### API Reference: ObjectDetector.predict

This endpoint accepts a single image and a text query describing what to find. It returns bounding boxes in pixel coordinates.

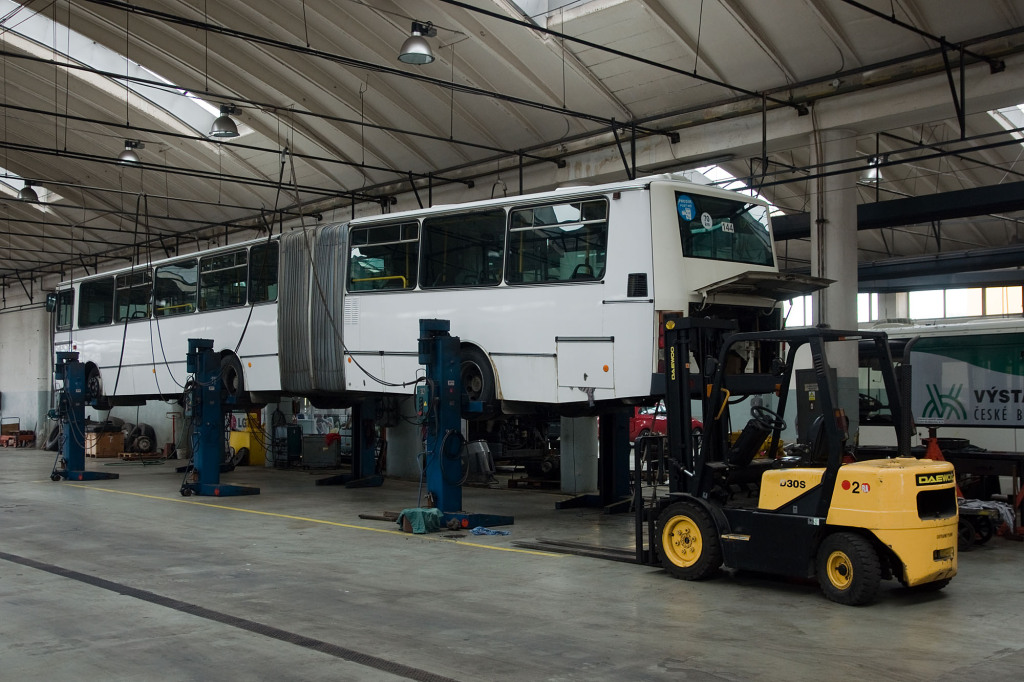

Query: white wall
[0,306,52,438]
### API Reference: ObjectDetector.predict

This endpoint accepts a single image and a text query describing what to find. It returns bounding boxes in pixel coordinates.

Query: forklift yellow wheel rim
[662,515,702,568]
[825,550,854,590]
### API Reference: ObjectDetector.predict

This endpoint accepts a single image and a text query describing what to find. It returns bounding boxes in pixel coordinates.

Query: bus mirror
[45,292,57,312]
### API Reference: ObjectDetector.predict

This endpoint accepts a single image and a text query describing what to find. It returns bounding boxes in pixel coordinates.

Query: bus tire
[460,346,495,404]
[85,365,102,402]
[220,354,245,403]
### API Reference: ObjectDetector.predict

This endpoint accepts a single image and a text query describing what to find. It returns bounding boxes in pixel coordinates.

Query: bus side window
[55,290,74,331]
[154,259,198,317]
[200,250,247,311]
[78,277,114,327]
[348,222,418,292]
[508,199,608,284]
[115,271,153,322]
[421,209,504,288]
[249,242,279,303]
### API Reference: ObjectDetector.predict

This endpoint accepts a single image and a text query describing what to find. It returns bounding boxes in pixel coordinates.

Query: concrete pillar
[560,416,598,494]
[878,292,910,322]
[385,396,424,480]
[809,127,860,441]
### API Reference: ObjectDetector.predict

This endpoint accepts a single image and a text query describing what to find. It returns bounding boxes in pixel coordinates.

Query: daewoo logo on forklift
[644,316,958,606]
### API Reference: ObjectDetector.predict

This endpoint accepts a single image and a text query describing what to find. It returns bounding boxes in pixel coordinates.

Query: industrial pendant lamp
[118,139,144,164]
[19,180,39,202]
[398,21,437,64]
[861,154,886,183]
[209,104,240,138]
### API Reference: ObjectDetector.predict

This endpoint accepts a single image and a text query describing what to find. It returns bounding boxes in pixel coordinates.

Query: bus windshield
[675,191,773,267]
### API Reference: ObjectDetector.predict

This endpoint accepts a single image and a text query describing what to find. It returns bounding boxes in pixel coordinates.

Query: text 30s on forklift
[648,317,957,605]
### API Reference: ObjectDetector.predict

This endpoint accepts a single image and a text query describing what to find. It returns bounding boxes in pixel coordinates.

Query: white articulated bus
[51,175,816,413]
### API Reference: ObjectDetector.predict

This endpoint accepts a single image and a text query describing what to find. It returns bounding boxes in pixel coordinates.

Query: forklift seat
[726,418,770,468]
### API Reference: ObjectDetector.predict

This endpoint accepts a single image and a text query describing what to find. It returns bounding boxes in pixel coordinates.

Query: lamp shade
[399,32,435,64]
[209,105,240,138]
[19,182,39,202]
[118,140,142,164]
[118,148,140,164]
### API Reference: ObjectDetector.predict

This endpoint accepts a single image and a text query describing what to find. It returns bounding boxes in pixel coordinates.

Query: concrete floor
[2,448,1022,682]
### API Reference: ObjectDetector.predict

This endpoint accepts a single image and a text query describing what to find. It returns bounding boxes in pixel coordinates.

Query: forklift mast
[662,316,908,514]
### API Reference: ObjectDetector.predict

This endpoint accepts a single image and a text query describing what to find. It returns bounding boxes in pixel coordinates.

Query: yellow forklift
[649,317,958,605]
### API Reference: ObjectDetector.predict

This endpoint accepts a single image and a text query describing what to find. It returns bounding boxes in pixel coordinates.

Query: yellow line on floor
[67,484,562,558]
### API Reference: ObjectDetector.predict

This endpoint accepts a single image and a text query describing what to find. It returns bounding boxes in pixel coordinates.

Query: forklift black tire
[180,487,192,497]
[957,518,975,551]
[50,473,61,482]
[657,501,722,580]
[816,532,881,605]
[910,578,951,593]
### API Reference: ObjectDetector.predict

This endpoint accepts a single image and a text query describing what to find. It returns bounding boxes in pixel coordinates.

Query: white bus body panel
[341,187,657,403]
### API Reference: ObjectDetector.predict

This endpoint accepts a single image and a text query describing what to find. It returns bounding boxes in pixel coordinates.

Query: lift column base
[180,483,260,497]
[315,473,384,488]
[442,512,514,530]
[58,470,120,482]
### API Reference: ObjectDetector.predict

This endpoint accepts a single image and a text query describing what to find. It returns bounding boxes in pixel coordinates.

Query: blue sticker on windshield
[677,195,696,221]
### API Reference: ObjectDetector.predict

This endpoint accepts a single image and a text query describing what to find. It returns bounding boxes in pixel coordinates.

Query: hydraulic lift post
[419,319,512,528]
[50,351,120,482]
[179,339,259,497]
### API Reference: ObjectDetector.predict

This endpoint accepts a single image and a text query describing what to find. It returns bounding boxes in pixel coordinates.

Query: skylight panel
[989,104,1024,142]
[693,165,784,216]
[0,0,246,138]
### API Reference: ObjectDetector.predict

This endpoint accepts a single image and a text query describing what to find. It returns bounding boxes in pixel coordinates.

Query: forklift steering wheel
[751,405,787,431]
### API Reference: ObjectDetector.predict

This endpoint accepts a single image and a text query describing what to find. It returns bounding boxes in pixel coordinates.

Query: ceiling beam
[857,243,1024,282]
[773,179,1024,239]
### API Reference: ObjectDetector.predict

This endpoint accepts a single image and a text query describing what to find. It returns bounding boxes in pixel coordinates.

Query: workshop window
[200,250,247,311]
[421,209,505,288]
[249,241,279,303]
[348,222,418,291]
[507,199,608,283]
[78,278,114,328]
[154,260,197,317]
[114,271,153,322]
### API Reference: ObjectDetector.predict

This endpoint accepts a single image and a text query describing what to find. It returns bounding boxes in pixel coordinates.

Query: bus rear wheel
[220,354,245,403]
[460,347,494,403]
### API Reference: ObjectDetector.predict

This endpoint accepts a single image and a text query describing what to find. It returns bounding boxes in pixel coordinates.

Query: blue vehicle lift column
[179,339,259,497]
[418,319,512,529]
[49,351,120,482]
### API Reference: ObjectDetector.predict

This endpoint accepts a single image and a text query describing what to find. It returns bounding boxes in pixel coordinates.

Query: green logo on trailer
[921,383,966,420]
